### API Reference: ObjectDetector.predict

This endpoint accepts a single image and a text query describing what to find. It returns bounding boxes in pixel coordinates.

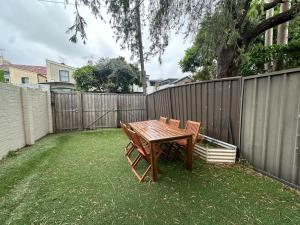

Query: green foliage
[240,17,300,76]
[179,13,222,81]
[73,57,140,93]
[240,40,300,76]
[67,1,146,60]
[73,65,94,91]
[181,6,300,78]
[0,70,5,83]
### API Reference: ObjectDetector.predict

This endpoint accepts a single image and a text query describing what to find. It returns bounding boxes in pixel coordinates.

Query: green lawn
[0,129,299,225]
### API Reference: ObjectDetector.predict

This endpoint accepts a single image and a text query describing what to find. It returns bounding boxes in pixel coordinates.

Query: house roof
[172,76,193,84]
[46,59,75,70]
[0,64,47,76]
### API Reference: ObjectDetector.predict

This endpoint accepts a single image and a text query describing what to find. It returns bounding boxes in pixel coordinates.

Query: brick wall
[0,83,53,159]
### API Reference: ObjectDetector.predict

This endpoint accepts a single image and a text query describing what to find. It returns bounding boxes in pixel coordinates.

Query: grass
[0,129,299,225]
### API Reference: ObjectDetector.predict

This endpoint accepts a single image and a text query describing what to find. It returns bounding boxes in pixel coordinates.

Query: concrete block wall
[0,83,53,159]
[31,89,51,140]
[0,84,26,158]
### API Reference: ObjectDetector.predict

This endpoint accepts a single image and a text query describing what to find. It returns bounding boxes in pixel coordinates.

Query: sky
[0,0,193,80]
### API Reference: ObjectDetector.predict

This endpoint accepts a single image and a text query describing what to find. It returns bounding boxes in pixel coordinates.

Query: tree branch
[264,0,286,11]
[236,0,252,29]
[243,3,300,44]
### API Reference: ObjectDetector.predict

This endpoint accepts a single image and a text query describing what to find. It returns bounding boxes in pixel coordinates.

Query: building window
[4,71,10,83]
[59,70,69,82]
[21,77,29,84]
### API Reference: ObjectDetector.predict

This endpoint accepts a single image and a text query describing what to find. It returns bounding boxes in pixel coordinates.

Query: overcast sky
[0,0,193,80]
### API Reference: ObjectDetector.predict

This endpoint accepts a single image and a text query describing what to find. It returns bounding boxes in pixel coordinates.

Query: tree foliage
[67,0,147,93]
[67,0,145,58]
[149,0,300,77]
[180,1,300,80]
[68,1,300,78]
[73,57,140,93]
[0,70,5,83]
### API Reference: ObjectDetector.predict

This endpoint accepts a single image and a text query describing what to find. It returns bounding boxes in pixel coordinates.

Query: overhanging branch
[264,0,286,11]
[243,3,300,44]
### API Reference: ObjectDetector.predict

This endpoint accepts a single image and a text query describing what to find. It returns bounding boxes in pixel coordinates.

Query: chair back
[159,116,168,123]
[185,120,201,144]
[168,119,180,128]
[127,129,147,156]
[120,121,132,141]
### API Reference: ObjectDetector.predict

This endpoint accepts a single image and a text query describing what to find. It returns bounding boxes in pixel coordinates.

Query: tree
[264,0,275,71]
[240,16,300,76]
[179,15,220,80]
[66,0,147,94]
[0,70,5,83]
[67,1,300,78]
[277,0,291,44]
[73,65,94,91]
[73,57,140,93]
[181,4,300,79]
[148,0,300,78]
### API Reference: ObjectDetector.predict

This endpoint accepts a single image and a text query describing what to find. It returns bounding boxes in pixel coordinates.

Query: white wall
[0,83,53,159]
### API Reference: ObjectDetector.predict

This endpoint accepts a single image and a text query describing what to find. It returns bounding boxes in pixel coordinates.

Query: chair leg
[125,142,134,156]
[127,153,141,166]
[130,154,153,182]
[139,165,152,182]
[131,154,142,167]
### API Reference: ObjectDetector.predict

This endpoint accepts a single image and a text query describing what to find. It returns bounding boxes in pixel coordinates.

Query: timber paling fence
[52,93,146,131]
[51,68,300,188]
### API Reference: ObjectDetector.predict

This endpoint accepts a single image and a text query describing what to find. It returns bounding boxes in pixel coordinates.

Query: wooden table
[129,120,193,181]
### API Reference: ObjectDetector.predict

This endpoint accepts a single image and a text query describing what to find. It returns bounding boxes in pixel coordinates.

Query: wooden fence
[147,77,242,146]
[52,92,146,131]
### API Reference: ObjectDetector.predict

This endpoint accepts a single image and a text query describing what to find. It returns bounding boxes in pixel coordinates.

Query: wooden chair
[159,116,168,123]
[127,129,162,182]
[173,120,201,159]
[120,121,135,160]
[168,119,180,128]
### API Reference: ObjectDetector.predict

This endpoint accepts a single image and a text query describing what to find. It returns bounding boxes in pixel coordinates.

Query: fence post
[168,88,173,118]
[21,87,35,145]
[116,94,120,127]
[153,93,157,119]
[145,94,148,120]
[77,92,83,130]
[46,89,53,134]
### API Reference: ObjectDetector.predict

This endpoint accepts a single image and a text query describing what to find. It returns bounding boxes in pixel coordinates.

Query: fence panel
[147,94,156,119]
[240,69,300,187]
[53,92,79,131]
[82,93,117,129]
[118,94,146,124]
[53,92,146,130]
[147,89,172,120]
[147,78,241,145]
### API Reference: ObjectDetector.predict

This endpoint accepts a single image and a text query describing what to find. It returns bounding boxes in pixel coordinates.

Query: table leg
[150,142,158,181]
[186,136,192,170]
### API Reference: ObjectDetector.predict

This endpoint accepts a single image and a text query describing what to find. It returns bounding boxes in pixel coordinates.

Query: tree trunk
[217,46,239,78]
[275,1,291,70]
[277,1,291,44]
[264,0,274,71]
[264,0,274,46]
[135,0,147,94]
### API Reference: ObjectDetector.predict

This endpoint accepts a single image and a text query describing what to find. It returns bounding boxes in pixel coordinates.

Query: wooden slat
[129,120,193,142]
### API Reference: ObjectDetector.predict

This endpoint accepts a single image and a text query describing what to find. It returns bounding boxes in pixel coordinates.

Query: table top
[129,120,193,142]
